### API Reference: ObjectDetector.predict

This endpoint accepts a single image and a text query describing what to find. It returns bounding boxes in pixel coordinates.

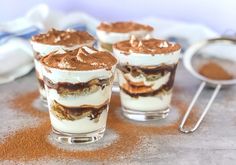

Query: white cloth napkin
[0,38,34,84]
[138,17,219,52]
[0,4,219,85]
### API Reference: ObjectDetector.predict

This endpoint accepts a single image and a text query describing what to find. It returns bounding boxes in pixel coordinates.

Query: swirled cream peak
[113,38,181,55]
[31,29,95,46]
[97,21,153,33]
[41,47,117,71]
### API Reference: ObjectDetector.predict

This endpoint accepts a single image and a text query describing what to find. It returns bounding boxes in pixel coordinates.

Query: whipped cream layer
[47,84,112,107]
[97,30,153,44]
[96,21,153,44]
[42,64,115,83]
[120,90,172,111]
[31,41,94,56]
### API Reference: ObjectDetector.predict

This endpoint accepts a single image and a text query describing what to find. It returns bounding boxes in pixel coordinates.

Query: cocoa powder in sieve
[199,62,233,80]
[0,89,197,162]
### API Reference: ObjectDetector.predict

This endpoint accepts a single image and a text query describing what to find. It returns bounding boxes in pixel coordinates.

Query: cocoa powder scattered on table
[199,62,233,80]
[0,89,198,162]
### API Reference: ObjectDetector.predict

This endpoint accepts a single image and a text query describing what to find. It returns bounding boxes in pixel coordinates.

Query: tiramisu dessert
[96,21,154,52]
[40,46,117,144]
[113,37,181,121]
[97,21,153,90]
[31,29,95,105]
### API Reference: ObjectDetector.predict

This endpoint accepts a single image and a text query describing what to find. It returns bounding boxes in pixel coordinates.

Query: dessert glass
[96,21,153,52]
[31,29,94,106]
[113,38,181,121]
[41,47,117,144]
[96,22,154,91]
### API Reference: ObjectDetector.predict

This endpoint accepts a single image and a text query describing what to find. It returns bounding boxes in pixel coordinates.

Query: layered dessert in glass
[113,38,181,121]
[40,46,117,144]
[96,21,153,91]
[96,21,153,52]
[31,29,95,105]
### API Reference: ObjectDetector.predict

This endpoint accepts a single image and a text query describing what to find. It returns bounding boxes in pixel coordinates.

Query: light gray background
[0,0,235,33]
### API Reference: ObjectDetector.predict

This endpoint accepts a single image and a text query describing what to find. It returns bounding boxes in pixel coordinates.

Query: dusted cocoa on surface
[0,89,198,162]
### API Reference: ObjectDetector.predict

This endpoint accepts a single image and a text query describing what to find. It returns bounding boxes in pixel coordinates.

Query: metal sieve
[179,37,236,133]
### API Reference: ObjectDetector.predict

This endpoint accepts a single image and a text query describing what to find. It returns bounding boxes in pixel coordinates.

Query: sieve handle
[179,81,221,133]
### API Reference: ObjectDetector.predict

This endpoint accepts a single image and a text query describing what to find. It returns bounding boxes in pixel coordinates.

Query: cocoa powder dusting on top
[41,47,117,71]
[0,89,197,162]
[199,62,233,80]
[113,38,181,55]
[31,29,94,46]
[97,21,153,33]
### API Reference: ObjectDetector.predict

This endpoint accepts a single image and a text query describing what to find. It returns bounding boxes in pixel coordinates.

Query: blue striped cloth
[0,26,40,45]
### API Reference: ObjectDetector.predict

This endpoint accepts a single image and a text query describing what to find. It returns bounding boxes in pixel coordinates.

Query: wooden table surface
[1,62,236,165]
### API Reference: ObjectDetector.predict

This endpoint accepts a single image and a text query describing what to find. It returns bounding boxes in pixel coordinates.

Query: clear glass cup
[113,40,181,121]
[41,56,117,144]
[30,40,94,107]
[96,22,154,92]
[96,22,153,53]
